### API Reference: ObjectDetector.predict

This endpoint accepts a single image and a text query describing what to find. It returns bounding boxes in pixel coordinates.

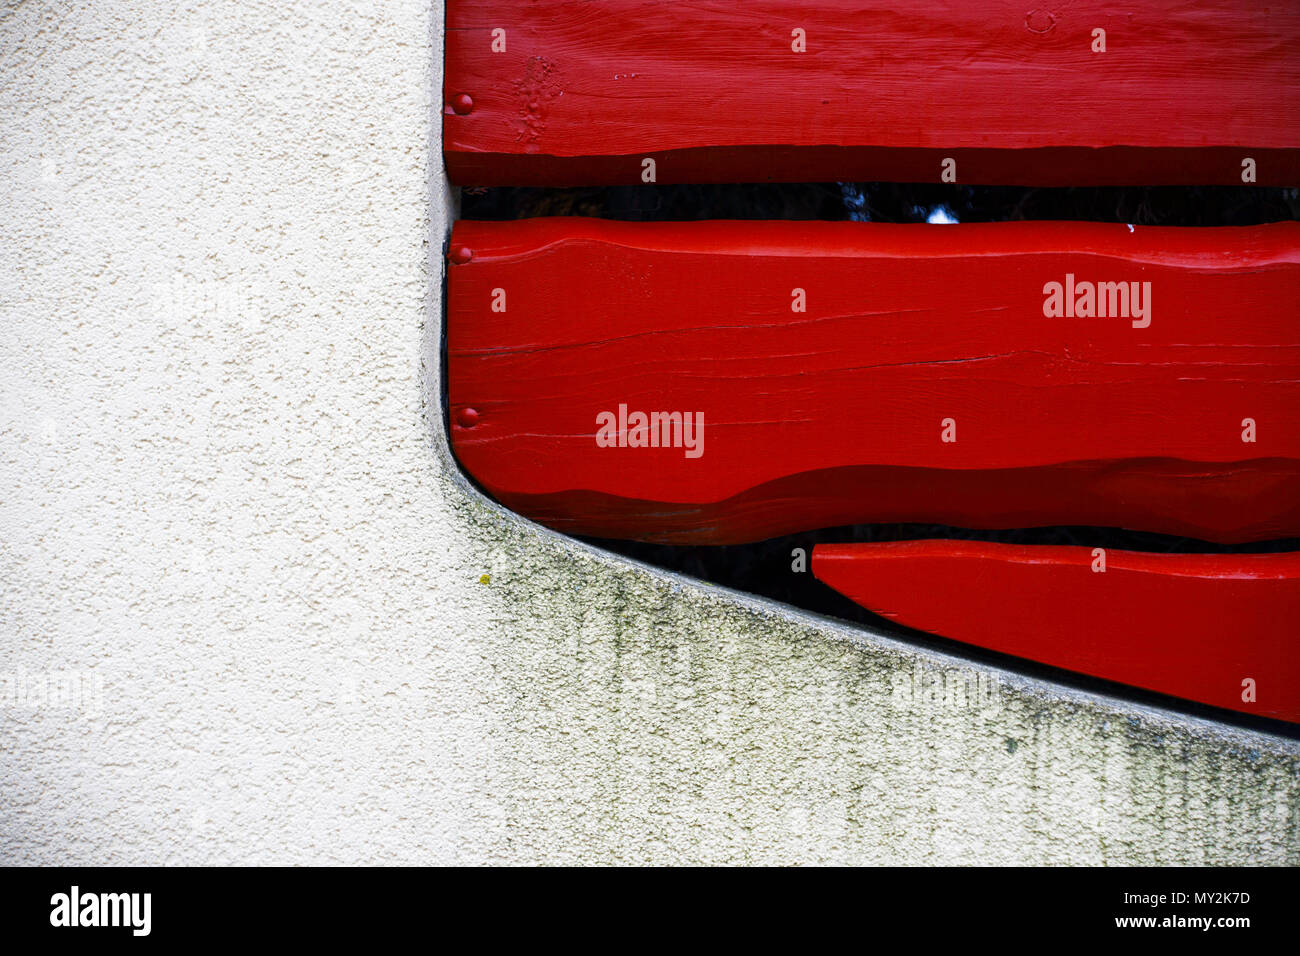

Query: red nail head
[451,93,474,115]
[455,407,480,428]
[450,245,473,264]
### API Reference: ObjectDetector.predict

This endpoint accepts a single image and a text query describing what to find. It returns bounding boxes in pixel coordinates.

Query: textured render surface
[0,0,1297,865]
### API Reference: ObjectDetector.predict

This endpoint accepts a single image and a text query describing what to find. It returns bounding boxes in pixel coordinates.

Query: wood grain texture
[444,0,1300,186]
[812,541,1300,722]
[446,218,1300,544]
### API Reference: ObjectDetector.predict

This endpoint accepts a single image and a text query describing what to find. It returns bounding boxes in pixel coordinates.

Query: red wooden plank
[444,0,1300,186]
[446,218,1300,545]
[811,541,1300,722]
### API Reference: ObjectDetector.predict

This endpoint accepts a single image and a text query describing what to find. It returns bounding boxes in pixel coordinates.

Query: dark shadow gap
[462,182,1300,226]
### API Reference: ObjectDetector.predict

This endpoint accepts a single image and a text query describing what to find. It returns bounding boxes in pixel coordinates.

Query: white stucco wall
[1,0,1296,865]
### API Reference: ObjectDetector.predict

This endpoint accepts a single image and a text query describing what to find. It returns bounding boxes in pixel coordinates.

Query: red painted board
[811,541,1300,723]
[444,0,1300,186]
[446,218,1300,545]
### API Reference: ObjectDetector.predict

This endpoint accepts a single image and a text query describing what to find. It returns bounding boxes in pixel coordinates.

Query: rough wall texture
[0,0,1296,865]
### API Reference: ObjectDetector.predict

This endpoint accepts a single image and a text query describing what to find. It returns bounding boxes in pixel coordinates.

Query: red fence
[443,1,1300,723]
